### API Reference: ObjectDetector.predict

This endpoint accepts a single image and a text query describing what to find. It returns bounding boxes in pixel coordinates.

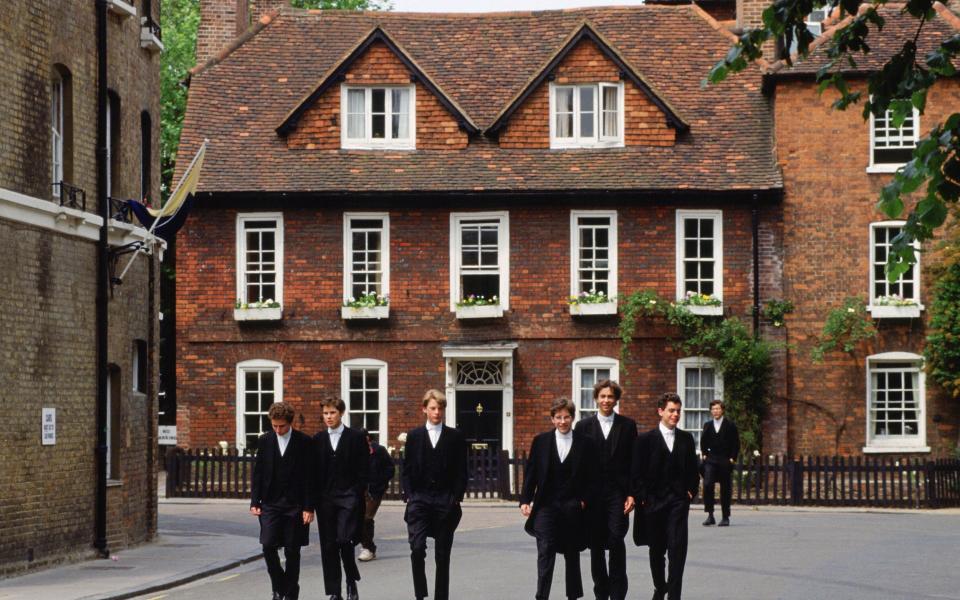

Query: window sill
[863,445,930,454]
[869,304,922,319]
[107,479,123,488]
[233,307,282,321]
[683,304,723,316]
[107,0,136,18]
[569,302,617,316]
[866,164,904,174]
[455,305,504,319]
[342,142,415,151]
[550,140,624,150]
[342,306,389,320]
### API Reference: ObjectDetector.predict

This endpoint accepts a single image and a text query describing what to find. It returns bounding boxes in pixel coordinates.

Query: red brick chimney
[196,0,250,65]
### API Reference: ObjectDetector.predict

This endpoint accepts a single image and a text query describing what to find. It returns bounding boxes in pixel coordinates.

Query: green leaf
[916,197,949,227]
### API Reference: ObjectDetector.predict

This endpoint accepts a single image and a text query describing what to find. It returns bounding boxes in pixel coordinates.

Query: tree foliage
[708,0,960,281]
[618,291,774,455]
[926,210,960,398]
[159,0,389,203]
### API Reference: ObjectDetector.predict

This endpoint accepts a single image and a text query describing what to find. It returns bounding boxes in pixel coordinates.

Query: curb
[82,552,264,600]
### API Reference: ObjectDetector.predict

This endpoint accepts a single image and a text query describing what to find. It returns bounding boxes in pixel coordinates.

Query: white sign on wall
[158,425,177,445]
[42,408,56,445]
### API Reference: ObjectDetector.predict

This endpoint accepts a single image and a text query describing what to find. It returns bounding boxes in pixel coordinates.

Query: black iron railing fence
[164,448,960,508]
[53,181,86,211]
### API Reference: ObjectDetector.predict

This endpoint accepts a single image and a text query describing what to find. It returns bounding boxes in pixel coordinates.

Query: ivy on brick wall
[926,212,960,399]
[618,290,774,455]
[810,296,877,362]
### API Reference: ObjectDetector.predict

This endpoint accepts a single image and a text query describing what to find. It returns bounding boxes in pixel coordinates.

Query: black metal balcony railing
[109,197,132,223]
[53,181,86,212]
[141,15,161,41]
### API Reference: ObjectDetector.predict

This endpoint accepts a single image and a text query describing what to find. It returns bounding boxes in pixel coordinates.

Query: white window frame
[868,221,922,317]
[343,212,390,303]
[864,352,929,453]
[868,105,920,173]
[449,211,510,311]
[676,210,724,306]
[340,358,388,444]
[677,356,723,449]
[549,82,625,149]
[236,213,284,306]
[51,74,64,197]
[571,356,620,422]
[341,85,416,150]
[570,210,618,304]
[235,359,283,451]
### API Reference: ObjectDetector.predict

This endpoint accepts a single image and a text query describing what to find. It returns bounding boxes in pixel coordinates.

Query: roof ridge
[188,9,280,82]
[933,1,960,30]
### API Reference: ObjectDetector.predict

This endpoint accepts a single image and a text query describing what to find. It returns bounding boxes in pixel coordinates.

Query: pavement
[0,498,957,600]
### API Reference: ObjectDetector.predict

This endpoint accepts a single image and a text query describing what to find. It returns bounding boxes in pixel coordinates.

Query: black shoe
[272,593,281,600]
[702,514,716,526]
[652,590,666,600]
[328,596,343,600]
[718,517,730,527]
[346,580,359,600]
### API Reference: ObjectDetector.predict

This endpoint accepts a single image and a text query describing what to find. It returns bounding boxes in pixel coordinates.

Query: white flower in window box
[869,295,922,319]
[678,291,723,316]
[455,295,504,319]
[568,289,617,316]
[233,298,282,321]
[342,292,390,320]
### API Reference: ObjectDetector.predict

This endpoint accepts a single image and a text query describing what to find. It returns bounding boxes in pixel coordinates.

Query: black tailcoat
[631,427,699,546]
[313,425,369,544]
[250,428,315,548]
[700,418,740,464]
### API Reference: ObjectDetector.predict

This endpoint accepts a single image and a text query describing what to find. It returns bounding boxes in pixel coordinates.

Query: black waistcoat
[544,442,576,503]
[423,442,447,491]
[266,442,294,504]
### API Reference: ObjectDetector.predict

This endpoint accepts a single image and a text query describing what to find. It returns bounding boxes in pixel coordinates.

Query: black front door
[455,390,503,452]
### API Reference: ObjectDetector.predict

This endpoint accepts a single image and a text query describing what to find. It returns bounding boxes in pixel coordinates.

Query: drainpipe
[751,195,761,338]
[95,0,109,558]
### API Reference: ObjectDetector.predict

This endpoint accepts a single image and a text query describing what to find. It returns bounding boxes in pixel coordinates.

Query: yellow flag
[147,140,207,218]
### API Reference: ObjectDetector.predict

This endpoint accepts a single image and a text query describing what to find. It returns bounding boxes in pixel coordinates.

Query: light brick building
[173,0,959,459]
[0,0,163,574]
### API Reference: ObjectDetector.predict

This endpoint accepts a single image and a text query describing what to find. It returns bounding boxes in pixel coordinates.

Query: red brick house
[173,0,959,458]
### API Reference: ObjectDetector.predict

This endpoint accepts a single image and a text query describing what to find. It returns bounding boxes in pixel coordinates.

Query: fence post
[788,458,804,505]
[164,447,178,498]
[924,460,937,509]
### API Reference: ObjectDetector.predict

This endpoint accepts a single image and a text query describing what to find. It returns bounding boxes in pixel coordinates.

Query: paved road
[133,504,960,600]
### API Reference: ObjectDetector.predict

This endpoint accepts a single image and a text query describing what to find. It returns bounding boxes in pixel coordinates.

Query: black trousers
[318,491,362,596]
[588,490,628,600]
[263,546,301,599]
[405,492,462,600]
[703,461,733,518]
[533,501,584,600]
[360,493,383,552]
[645,497,689,600]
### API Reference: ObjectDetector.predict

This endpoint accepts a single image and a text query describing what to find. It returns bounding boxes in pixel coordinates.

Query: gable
[285,40,469,151]
[499,38,677,149]
[277,28,478,140]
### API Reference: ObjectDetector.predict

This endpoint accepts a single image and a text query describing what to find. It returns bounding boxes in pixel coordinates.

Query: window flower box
[234,299,281,321]
[456,304,504,319]
[685,304,724,316]
[569,301,617,316]
[869,304,921,319]
[342,305,389,320]
[234,307,282,321]
[107,0,136,18]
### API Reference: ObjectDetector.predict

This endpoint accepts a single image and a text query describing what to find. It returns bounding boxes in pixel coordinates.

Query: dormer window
[549,82,623,149]
[341,85,415,150]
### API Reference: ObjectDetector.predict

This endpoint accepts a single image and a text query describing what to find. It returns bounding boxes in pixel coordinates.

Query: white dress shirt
[713,416,724,433]
[659,422,676,452]
[328,423,345,451]
[555,429,573,462]
[426,421,443,448]
[598,412,615,439]
[277,428,292,456]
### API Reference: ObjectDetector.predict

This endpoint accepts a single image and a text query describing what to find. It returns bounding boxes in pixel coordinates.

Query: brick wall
[0,0,160,574]
[499,38,676,149]
[197,0,248,66]
[286,41,469,151]
[775,78,960,456]
[176,199,774,453]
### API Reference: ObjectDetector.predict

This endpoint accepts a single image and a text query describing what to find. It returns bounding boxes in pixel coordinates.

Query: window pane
[462,274,499,298]
[392,88,410,139]
[347,89,365,139]
[602,86,618,137]
[372,114,385,138]
[371,89,385,113]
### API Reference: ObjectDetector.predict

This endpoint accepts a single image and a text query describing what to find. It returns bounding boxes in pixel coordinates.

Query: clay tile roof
[767,2,960,77]
[176,5,782,194]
